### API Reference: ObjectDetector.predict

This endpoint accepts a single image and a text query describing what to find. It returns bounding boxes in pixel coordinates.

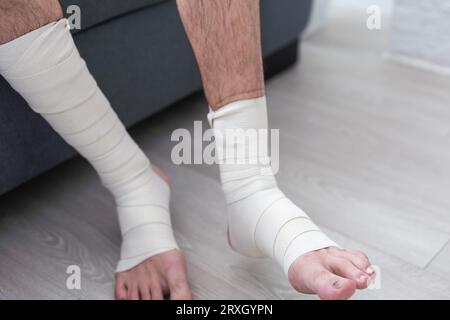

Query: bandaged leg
[208,96,338,274]
[0,19,178,272]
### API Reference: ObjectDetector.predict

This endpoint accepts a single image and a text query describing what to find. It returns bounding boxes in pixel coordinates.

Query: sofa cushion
[59,0,168,33]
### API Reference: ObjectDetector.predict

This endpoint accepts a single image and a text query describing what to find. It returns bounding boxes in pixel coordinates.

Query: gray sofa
[0,0,312,195]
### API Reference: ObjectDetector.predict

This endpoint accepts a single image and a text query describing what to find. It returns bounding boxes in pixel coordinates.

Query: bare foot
[115,249,191,300]
[115,165,192,300]
[287,247,374,300]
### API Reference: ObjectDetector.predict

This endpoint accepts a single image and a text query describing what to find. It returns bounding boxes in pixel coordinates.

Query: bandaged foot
[208,97,374,299]
[0,20,190,298]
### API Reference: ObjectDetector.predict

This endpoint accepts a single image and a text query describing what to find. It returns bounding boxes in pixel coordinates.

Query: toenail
[366,266,374,275]
[333,280,343,289]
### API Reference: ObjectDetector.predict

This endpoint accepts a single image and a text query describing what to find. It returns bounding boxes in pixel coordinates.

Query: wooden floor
[1,2,450,299]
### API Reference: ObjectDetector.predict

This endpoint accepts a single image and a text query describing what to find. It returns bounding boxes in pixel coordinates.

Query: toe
[327,256,370,289]
[169,278,192,300]
[139,284,151,300]
[333,248,371,272]
[128,284,140,300]
[313,269,356,300]
[167,272,192,300]
[149,272,164,300]
[165,258,192,300]
[114,276,128,300]
[151,282,164,300]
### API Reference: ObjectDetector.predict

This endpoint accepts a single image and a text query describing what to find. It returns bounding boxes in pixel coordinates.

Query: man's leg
[0,0,61,44]
[0,0,191,300]
[176,0,264,110]
[177,0,374,300]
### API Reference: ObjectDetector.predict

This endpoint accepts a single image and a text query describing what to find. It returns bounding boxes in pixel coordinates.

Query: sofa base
[264,39,299,79]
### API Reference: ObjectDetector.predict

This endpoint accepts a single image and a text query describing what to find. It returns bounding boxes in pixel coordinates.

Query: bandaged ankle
[208,96,337,274]
[0,19,178,272]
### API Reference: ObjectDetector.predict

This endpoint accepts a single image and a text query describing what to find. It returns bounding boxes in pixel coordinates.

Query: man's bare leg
[0,0,62,44]
[177,0,374,300]
[0,0,191,300]
[176,0,264,110]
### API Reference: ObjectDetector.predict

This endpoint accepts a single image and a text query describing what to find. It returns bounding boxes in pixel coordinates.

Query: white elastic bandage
[208,96,337,274]
[0,19,178,272]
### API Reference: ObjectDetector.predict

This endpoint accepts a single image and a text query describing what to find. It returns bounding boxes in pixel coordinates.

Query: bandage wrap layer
[0,19,178,272]
[208,97,338,274]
